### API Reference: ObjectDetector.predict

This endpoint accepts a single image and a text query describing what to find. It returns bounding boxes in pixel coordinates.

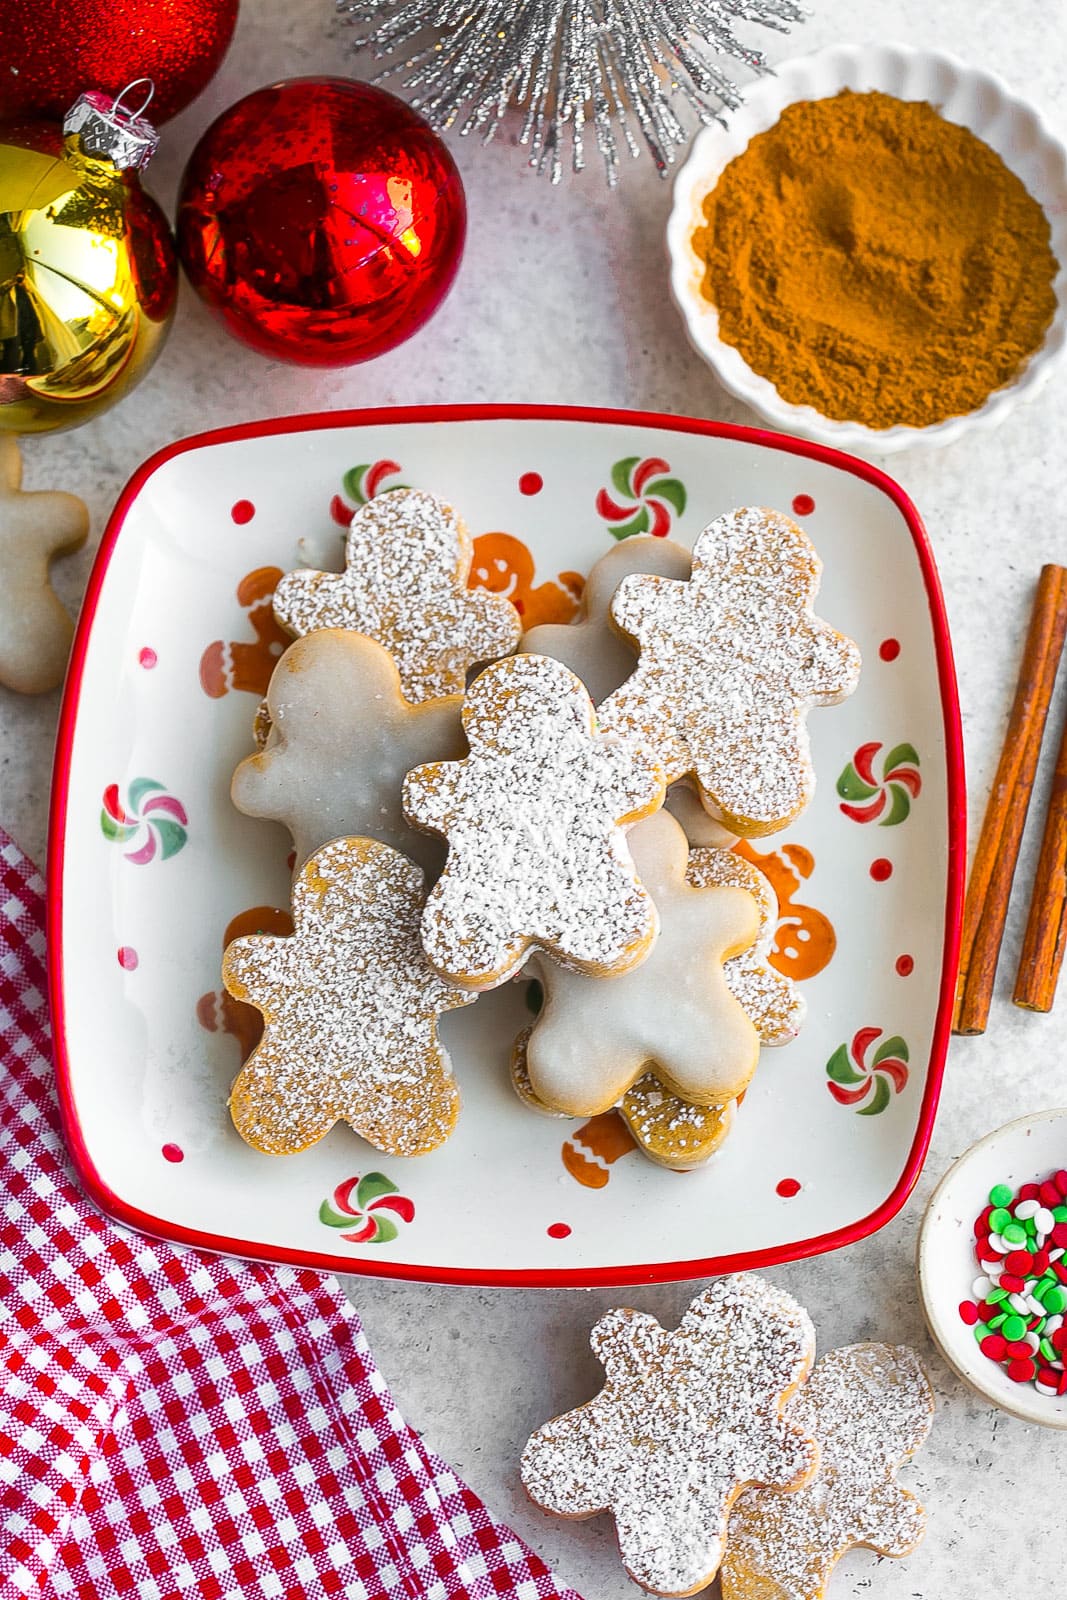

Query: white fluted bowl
[667,44,1067,455]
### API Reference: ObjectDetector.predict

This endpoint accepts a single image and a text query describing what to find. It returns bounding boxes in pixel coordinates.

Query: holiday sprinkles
[958,1171,1067,1396]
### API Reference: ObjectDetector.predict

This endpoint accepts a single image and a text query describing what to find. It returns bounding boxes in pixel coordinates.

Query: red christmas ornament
[176,78,467,368]
[0,0,237,126]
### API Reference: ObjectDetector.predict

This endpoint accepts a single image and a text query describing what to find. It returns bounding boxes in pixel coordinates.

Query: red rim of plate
[47,403,967,1288]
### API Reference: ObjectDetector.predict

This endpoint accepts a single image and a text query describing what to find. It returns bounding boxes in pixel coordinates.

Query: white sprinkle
[1015,1199,1041,1220]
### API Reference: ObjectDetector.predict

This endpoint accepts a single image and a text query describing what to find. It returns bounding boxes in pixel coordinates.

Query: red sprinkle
[1053,1262,1067,1285]
[1052,1223,1067,1248]
[976,1239,1001,1263]
[959,1300,979,1326]
[1033,1248,1051,1274]
[1005,1251,1034,1274]
[974,1206,993,1237]
[1051,1327,1067,1353]
[1059,1372,1067,1396]
[1040,1182,1062,1207]
[1018,1183,1042,1202]
[1008,1358,1037,1384]
[978,1300,999,1323]
[1055,1170,1067,1197]
[999,1273,1026,1294]
[980,1334,1007,1361]
[1005,1340,1034,1359]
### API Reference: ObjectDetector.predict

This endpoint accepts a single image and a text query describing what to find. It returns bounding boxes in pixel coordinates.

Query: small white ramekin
[918,1110,1067,1429]
[667,44,1067,455]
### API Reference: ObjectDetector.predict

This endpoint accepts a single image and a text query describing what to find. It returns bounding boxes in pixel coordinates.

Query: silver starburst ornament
[337,0,807,185]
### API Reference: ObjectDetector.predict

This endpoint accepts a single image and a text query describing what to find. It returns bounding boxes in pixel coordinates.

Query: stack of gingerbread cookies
[222,487,860,1167]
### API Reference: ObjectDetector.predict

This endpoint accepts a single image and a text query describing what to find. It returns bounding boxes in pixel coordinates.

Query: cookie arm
[520,1402,614,1518]
[402,760,461,836]
[855,1481,926,1557]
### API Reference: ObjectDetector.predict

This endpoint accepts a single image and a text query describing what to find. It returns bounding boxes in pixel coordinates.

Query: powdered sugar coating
[272,489,521,703]
[223,837,475,1156]
[521,1275,819,1597]
[521,535,692,707]
[722,1343,932,1600]
[403,654,666,989]
[231,630,464,878]
[521,810,760,1115]
[599,507,861,837]
[688,844,805,1046]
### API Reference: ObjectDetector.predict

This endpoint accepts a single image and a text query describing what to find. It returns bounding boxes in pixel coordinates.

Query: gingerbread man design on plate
[403,653,666,990]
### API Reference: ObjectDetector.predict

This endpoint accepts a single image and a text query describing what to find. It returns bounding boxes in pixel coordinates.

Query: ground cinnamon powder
[692,90,1059,429]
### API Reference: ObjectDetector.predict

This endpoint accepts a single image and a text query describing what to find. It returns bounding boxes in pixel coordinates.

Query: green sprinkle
[1002,1222,1028,1247]
[1003,1315,1027,1341]
[1045,1287,1067,1314]
[988,1288,1008,1304]
[1041,1337,1058,1361]
[990,1184,1014,1207]
[990,1208,1013,1232]
[1024,1217,1038,1234]
[1054,1206,1067,1224]
[975,1323,989,1344]
[990,1313,1008,1329]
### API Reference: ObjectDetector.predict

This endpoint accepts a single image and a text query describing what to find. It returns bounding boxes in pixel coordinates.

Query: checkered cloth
[0,829,582,1600]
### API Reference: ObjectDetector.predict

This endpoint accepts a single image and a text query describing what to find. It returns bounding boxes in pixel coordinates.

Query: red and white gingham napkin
[0,828,583,1600]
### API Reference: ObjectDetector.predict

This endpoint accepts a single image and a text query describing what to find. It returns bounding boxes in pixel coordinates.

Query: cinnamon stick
[953,564,1067,1035]
[1013,702,1067,1012]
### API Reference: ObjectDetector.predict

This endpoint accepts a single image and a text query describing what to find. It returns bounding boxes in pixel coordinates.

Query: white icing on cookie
[223,837,476,1156]
[523,809,760,1115]
[722,1343,933,1600]
[272,488,521,703]
[599,507,861,837]
[403,653,665,990]
[521,535,691,706]
[664,779,737,849]
[521,1274,819,1597]
[231,630,464,878]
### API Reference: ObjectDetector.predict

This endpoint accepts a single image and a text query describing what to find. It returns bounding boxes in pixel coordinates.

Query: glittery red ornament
[0,0,237,125]
[175,78,467,368]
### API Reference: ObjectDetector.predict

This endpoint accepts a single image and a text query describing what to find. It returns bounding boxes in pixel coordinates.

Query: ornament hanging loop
[64,80,160,171]
[111,78,156,124]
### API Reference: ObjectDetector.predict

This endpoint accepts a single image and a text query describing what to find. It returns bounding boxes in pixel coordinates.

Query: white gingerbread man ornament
[521,1274,819,1597]
[599,507,861,837]
[0,436,88,694]
[273,488,521,703]
[403,653,666,990]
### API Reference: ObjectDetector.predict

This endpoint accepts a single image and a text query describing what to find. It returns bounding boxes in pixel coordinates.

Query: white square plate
[50,406,964,1286]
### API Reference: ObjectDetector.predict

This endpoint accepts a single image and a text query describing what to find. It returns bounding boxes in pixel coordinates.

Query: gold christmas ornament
[0,82,177,434]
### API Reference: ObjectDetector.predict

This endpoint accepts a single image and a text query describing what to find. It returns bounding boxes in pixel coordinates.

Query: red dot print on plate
[519,472,544,496]
[870,858,893,882]
[138,647,157,669]
[776,1178,801,1198]
[791,494,815,517]
[896,954,914,977]
[547,1222,572,1239]
[879,638,901,662]
[117,946,138,970]
[231,499,255,525]
[161,1143,184,1163]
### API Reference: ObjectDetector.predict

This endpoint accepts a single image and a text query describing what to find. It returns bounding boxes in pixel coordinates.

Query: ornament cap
[64,81,160,171]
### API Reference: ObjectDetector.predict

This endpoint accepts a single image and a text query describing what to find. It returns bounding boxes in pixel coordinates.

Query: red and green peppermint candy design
[837,741,921,825]
[596,456,687,540]
[100,779,188,864]
[331,459,407,527]
[826,1027,909,1116]
[318,1172,414,1244]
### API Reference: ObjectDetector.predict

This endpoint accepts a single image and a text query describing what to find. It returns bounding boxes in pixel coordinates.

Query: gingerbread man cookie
[273,489,522,703]
[231,630,465,877]
[722,1343,933,1600]
[403,653,666,989]
[599,508,861,836]
[520,534,691,706]
[520,810,760,1116]
[223,837,476,1156]
[0,436,88,694]
[521,1275,819,1597]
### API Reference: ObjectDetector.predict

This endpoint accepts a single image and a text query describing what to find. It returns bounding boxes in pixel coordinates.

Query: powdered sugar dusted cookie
[0,436,88,694]
[722,1343,933,1600]
[231,630,464,877]
[521,535,691,707]
[521,810,760,1116]
[223,837,476,1156]
[273,489,521,703]
[403,653,666,990]
[599,507,861,837]
[521,1275,819,1597]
